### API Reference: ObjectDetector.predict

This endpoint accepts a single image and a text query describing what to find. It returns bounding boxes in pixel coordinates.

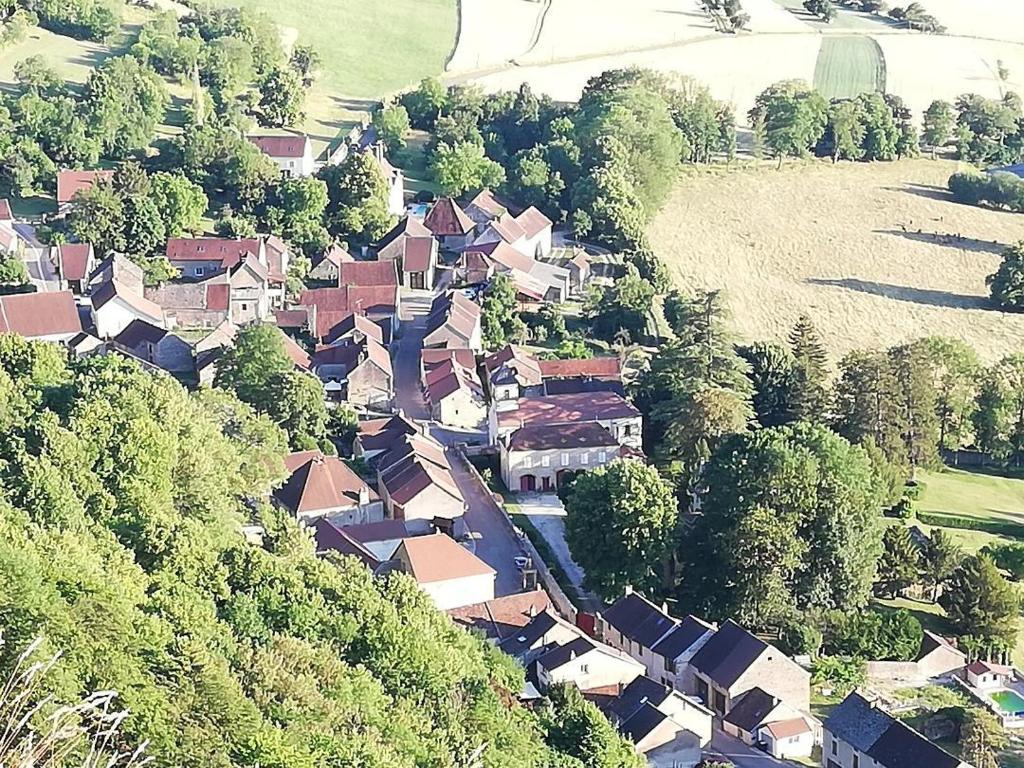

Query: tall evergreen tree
[940,554,1020,658]
[739,341,796,428]
[787,314,830,423]
[922,528,963,601]
[888,343,940,475]
[874,525,921,598]
[833,349,907,471]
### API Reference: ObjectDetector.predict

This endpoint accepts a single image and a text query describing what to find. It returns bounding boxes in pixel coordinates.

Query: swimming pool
[991,688,1024,715]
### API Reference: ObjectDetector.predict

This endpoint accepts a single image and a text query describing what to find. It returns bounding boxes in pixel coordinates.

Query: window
[561,452,569,466]
[598,451,607,462]
[831,739,837,756]
[665,659,676,674]
[541,455,550,467]
[696,679,709,705]
[580,453,589,465]
[523,456,532,469]
[852,755,859,768]
[712,689,727,715]
[195,267,205,277]
[623,424,632,436]
[579,664,589,673]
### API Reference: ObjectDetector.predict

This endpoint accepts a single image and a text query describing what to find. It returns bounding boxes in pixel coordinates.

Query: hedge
[918,511,1024,539]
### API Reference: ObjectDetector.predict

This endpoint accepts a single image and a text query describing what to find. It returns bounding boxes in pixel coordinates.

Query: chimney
[359,485,370,506]
[569,650,576,661]
[661,602,669,614]
[528,603,537,618]
[624,585,633,596]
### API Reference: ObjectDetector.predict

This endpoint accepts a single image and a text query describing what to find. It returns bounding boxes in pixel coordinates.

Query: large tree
[787,314,830,423]
[563,459,678,600]
[874,525,921,598]
[922,99,954,157]
[541,684,645,768]
[973,354,1024,464]
[739,341,795,428]
[748,80,828,165]
[480,273,523,349]
[988,241,1024,311]
[940,554,1020,657]
[318,152,395,245]
[82,55,169,158]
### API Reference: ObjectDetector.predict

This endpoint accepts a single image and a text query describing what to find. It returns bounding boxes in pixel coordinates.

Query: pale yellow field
[649,159,1024,362]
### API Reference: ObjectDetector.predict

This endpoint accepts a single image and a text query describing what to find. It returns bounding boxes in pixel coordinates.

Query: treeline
[0,335,641,768]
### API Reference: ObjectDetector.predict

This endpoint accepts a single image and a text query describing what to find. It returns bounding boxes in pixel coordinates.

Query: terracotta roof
[317,245,354,269]
[397,533,494,583]
[376,216,432,257]
[278,329,311,369]
[205,283,229,311]
[379,438,461,506]
[424,291,480,347]
[274,308,311,329]
[507,422,618,452]
[328,312,384,345]
[470,240,535,274]
[91,281,165,323]
[483,344,541,383]
[425,358,482,404]
[298,286,399,341]
[247,134,309,159]
[113,318,166,348]
[356,414,419,455]
[514,206,553,238]
[312,343,361,370]
[274,450,378,514]
[967,660,1009,675]
[422,347,477,374]
[447,589,551,640]
[488,213,526,243]
[538,356,621,380]
[0,199,11,221]
[165,237,261,266]
[343,519,409,543]
[56,170,114,204]
[764,718,811,740]
[364,336,393,377]
[466,188,509,218]
[88,254,143,293]
[311,517,381,566]
[338,260,398,287]
[56,243,93,282]
[497,392,640,429]
[403,237,435,273]
[424,198,474,237]
[0,290,82,338]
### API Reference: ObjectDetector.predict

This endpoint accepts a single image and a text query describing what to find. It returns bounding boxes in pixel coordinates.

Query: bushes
[948,171,1024,212]
[25,0,122,41]
[918,511,1024,538]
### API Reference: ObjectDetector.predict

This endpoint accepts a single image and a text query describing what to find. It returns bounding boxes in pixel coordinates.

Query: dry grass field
[649,159,1024,362]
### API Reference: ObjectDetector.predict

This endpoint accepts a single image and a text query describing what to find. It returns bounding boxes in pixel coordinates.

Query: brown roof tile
[338,260,398,287]
[497,392,640,429]
[274,450,378,514]
[397,533,494,583]
[247,134,309,158]
[57,243,93,282]
[424,198,474,236]
[56,170,114,204]
[0,290,82,338]
[538,356,621,380]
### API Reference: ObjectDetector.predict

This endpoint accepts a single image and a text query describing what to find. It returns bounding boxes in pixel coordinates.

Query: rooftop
[274,451,378,514]
[497,392,640,430]
[247,134,309,159]
[424,197,474,237]
[338,260,399,288]
[689,619,769,689]
[397,533,494,584]
[507,422,618,452]
[56,170,114,204]
[0,290,82,338]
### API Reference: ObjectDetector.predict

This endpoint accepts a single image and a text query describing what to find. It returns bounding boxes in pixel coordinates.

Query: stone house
[499,422,624,493]
[422,291,482,351]
[490,391,643,451]
[54,243,95,294]
[308,245,353,283]
[298,285,400,344]
[87,254,144,295]
[91,280,167,339]
[915,631,967,678]
[165,236,288,307]
[394,533,495,611]
[146,255,272,329]
[0,291,82,342]
[535,635,645,695]
[247,134,315,177]
[111,319,193,373]
[499,608,589,665]
[376,433,465,534]
[424,197,475,250]
[274,450,384,527]
[311,337,393,409]
[353,414,420,462]
[722,687,816,760]
[424,357,487,430]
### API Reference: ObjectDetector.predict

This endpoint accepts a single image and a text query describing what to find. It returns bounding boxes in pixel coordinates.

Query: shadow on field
[885,183,954,202]
[806,277,995,310]
[875,229,1007,255]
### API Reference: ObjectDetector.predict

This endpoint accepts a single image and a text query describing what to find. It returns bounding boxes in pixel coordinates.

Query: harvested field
[648,159,1024,363]
[924,0,1024,45]
[813,36,885,99]
[446,0,543,73]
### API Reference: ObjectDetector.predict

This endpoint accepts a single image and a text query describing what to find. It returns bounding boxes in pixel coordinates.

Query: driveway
[706,731,803,768]
[447,449,528,598]
[511,493,601,612]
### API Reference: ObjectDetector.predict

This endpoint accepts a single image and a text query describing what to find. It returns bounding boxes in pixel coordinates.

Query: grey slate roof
[610,675,674,723]
[723,687,778,732]
[650,615,714,660]
[497,610,559,658]
[619,701,670,743]
[536,636,594,670]
[602,592,678,650]
[689,619,767,688]
[824,692,895,753]
[868,720,962,768]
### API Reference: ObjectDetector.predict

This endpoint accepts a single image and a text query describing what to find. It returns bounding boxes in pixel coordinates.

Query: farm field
[924,0,1024,45]
[648,159,1024,363]
[813,36,885,99]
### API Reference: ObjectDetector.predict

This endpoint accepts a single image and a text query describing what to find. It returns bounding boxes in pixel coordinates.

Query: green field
[226,0,457,99]
[812,36,886,100]
[918,468,1024,524]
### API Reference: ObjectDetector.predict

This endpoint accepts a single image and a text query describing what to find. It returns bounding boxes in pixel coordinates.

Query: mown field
[649,159,1024,363]
[813,36,885,99]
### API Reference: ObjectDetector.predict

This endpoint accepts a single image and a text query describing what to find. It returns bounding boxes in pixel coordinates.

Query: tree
[833,348,907,470]
[288,43,320,85]
[584,265,653,342]
[874,525,921,598]
[912,337,980,451]
[568,156,646,250]
[263,370,329,450]
[318,152,395,245]
[264,176,330,256]
[679,424,883,627]
[82,56,169,158]
[748,80,828,165]
[480,273,522,349]
[922,528,962,600]
[982,542,1024,580]
[972,354,1024,464]
[888,343,940,474]
[0,252,29,290]
[940,554,1020,656]
[857,92,900,161]
[563,460,678,599]
[374,102,410,154]
[824,98,865,162]
[66,179,125,254]
[213,323,293,408]
[922,99,954,157]
[150,171,207,237]
[787,314,830,423]
[988,242,1024,310]
[541,684,645,768]
[258,65,305,126]
[954,93,1022,165]
[961,708,1007,768]
[739,341,796,428]
[429,141,505,196]
[400,77,447,130]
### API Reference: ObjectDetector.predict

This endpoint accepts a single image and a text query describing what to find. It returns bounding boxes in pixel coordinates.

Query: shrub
[917,511,1024,539]
[949,171,1024,212]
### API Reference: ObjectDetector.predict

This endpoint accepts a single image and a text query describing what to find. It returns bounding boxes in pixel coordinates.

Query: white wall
[420,572,494,610]
[539,650,644,692]
[762,728,813,760]
[94,299,158,339]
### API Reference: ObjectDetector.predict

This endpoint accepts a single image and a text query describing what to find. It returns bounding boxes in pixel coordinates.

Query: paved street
[16,224,57,292]
[706,731,802,768]
[392,290,432,420]
[448,449,529,597]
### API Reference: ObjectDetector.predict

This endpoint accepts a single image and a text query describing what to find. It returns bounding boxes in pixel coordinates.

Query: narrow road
[448,449,528,598]
[392,290,432,420]
[16,225,57,292]
[707,731,803,768]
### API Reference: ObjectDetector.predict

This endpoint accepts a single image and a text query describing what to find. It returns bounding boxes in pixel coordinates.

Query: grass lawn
[226,0,457,99]
[812,36,886,100]
[772,0,897,30]
[918,468,1024,525]
[394,130,440,201]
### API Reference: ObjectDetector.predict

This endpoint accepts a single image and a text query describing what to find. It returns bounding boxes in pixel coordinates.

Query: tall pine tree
[787,314,830,423]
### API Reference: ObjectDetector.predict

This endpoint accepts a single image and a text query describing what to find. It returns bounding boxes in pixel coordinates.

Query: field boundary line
[443,0,464,71]
[522,0,554,58]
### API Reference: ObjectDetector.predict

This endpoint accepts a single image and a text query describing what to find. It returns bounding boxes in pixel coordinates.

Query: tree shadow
[331,96,377,112]
[805,277,996,310]
[874,229,1007,255]
[883,183,955,202]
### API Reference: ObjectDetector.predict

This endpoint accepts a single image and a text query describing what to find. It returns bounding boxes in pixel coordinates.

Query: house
[298,285,400,344]
[56,170,114,208]
[500,422,624,492]
[0,291,82,342]
[353,413,420,461]
[424,197,475,250]
[397,236,437,290]
[535,635,645,695]
[53,243,95,294]
[499,607,590,665]
[377,433,465,533]
[448,588,552,641]
[87,254,144,295]
[597,588,715,691]
[465,190,554,258]
[91,280,167,339]
[247,134,315,177]
[690,619,810,716]
[311,337,393,409]
[722,686,816,760]
[915,631,967,678]
[423,291,482,350]
[274,450,384,526]
[490,391,643,450]
[467,240,570,303]
[111,319,193,373]
[464,188,512,230]
[367,142,405,217]
[311,517,408,566]
[822,691,967,768]
[0,200,24,257]
[483,345,543,401]
[308,245,353,283]
[565,249,591,294]
[338,260,399,288]
[145,255,272,329]
[325,312,385,347]
[394,533,495,610]
[165,236,288,306]
[609,675,713,768]
[515,206,554,259]
[424,357,487,430]
[376,216,433,263]
[538,356,622,382]
[274,307,313,335]
[454,249,494,287]
[421,346,477,380]
[965,660,1011,689]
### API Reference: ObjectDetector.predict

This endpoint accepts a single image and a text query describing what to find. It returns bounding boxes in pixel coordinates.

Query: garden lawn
[812,35,886,99]
[917,468,1024,526]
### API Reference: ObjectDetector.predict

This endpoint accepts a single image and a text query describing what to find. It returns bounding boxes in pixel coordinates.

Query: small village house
[722,687,816,760]
[111,319,193,374]
[424,198,475,251]
[393,533,495,610]
[424,357,487,431]
[0,291,82,343]
[274,450,384,526]
[53,243,95,294]
[248,134,316,177]
[499,422,623,492]
[376,433,465,534]
[56,170,114,210]
[91,280,167,339]
[534,635,645,695]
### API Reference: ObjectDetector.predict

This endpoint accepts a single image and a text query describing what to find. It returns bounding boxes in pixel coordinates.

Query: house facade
[394,533,495,610]
[500,422,623,492]
[54,243,95,294]
[248,134,316,177]
[424,197,475,250]
[92,281,167,339]
[112,319,193,373]
[274,450,384,526]
[535,636,645,694]
[490,392,643,450]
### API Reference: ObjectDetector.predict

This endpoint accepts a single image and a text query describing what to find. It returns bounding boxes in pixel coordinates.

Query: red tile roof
[403,237,435,273]
[57,243,93,282]
[448,589,552,639]
[91,281,165,322]
[397,533,494,583]
[0,199,11,221]
[278,329,311,369]
[205,283,229,311]
[247,134,309,159]
[338,260,399,287]
[466,188,509,218]
[0,290,82,338]
[56,170,114,204]
[507,422,618,451]
[763,719,811,740]
[497,392,640,429]
[299,286,398,341]
[274,450,378,514]
[424,197,474,237]
[538,356,622,380]
[422,347,477,374]
[514,206,553,238]
[165,237,261,267]
[274,308,310,329]
[489,213,526,243]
